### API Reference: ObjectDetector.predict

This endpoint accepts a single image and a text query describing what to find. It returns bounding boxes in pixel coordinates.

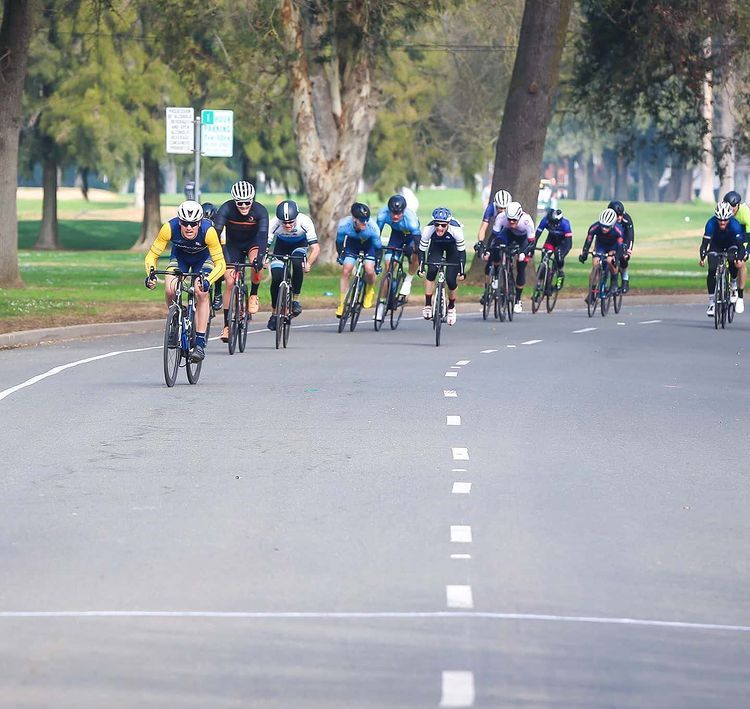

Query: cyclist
[266,200,320,331]
[335,202,383,317]
[144,201,226,362]
[608,200,635,292]
[699,201,745,316]
[212,181,269,342]
[376,194,421,297]
[486,200,536,312]
[418,207,466,326]
[476,189,512,303]
[579,207,623,302]
[535,207,572,289]
[722,190,749,306]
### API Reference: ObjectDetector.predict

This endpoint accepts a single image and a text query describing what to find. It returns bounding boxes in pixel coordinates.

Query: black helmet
[276,200,299,222]
[387,194,407,213]
[723,190,742,207]
[351,202,371,221]
[547,208,563,226]
[201,202,217,221]
[607,200,625,216]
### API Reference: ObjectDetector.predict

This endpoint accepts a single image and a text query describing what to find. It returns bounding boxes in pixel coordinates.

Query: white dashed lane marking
[639,319,662,324]
[480,349,497,353]
[440,671,475,707]
[506,344,517,348]
[573,327,597,333]
[450,554,472,560]
[455,360,471,366]
[451,468,467,472]
[451,448,469,461]
[521,339,542,345]
[445,371,458,378]
[450,526,472,543]
[444,390,457,398]
[446,416,461,426]
[446,586,474,609]
[452,482,471,494]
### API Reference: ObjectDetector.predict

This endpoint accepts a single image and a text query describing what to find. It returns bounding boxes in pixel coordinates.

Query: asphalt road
[1,299,749,707]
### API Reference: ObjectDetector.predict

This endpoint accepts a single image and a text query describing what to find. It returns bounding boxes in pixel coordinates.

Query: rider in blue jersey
[535,208,573,289]
[476,189,512,302]
[335,202,383,317]
[377,194,421,297]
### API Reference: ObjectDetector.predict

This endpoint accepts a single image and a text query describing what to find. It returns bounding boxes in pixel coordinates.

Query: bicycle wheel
[227,285,240,354]
[714,271,722,330]
[531,261,547,313]
[350,278,365,332]
[185,319,202,385]
[497,267,508,322]
[434,281,444,347]
[601,270,612,316]
[163,305,181,387]
[506,264,516,322]
[238,285,249,352]
[374,271,391,331]
[613,271,624,314]
[282,285,292,347]
[275,280,287,349]
[587,269,600,317]
[726,269,735,325]
[482,282,491,320]
[546,267,561,313]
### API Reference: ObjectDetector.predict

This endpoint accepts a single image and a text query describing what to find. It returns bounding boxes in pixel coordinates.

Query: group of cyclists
[142,176,750,362]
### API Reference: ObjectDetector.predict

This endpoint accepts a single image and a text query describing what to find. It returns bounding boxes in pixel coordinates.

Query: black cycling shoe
[622,281,630,294]
[212,293,223,311]
[267,315,277,331]
[190,344,205,362]
[292,300,302,317]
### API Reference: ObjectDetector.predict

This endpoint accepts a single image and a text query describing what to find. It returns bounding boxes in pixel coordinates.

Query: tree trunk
[698,67,715,203]
[279,0,381,262]
[489,0,573,218]
[716,70,736,196]
[614,153,628,199]
[35,140,60,250]
[131,146,162,250]
[567,154,577,200]
[585,153,595,200]
[0,0,36,286]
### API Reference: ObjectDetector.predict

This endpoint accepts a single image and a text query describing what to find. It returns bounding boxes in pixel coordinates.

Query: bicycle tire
[338,275,356,333]
[237,285,249,352]
[726,269,735,325]
[227,285,240,354]
[714,268,722,329]
[497,266,508,322]
[374,271,391,331]
[506,263,516,322]
[434,281,444,347]
[720,270,728,329]
[390,268,406,330]
[275,280,287,349]
[531,261,547,314]
[185,320,202,385]
[587,269,600,317]
[612,271,624,314]
[547,267,561,313]
[601,270,612,316]
[283,285,291,347]
[163,305,181,387]
[482,282,491,320]
[350,278,365,332]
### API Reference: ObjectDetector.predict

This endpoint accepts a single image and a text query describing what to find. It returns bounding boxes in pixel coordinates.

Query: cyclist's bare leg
[408,252,420,275]
[194,286,210,332]
[339,262,354,296]
[248,246,262,288]
[363,260,377,285]
[222,268,237,309]
[590,256,601,291]
[165,275,178,307]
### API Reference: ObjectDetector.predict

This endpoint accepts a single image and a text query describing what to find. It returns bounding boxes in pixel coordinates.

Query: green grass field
[1,188,712,330]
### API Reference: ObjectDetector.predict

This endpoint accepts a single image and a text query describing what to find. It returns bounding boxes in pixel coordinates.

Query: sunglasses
[718,219,729,224]
[179,219,200,227]
[235,201,252,207]
[282,220,295,225]
[507,218,518,224]
[434,222,448,228]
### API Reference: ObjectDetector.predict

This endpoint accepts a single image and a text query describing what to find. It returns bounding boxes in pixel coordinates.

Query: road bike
[497,243,522,322]
[531,247,565,314]
[152,270,206,387]
[476,244,505,322]
[424,257,461,347]
[338,250,368,333]
[374,246,408,331]
[586,252,619,317]
[269,251,306,348]
[709,250,735,329]
[226,262,250,354]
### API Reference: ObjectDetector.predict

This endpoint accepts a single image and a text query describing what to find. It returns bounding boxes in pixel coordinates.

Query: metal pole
[194,115,202,203]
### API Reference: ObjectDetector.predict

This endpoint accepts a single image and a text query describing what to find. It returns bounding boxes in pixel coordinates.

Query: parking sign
[201,109,233,157]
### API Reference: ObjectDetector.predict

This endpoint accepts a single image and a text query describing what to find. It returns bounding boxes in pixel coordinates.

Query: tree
[0,0,38,286]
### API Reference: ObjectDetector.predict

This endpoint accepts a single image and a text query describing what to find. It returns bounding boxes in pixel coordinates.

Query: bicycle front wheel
[374,271,391,331]
[185,323,202,385]
[227,286,240,354]
[163,304,181,387]
[547,267,561,313]
[601,271,612,316]
[238,285,249,352]
[613,271,624,314]
[350,278,365,332]
[587,270,600,317]
[506,265,516,322]
[338,276,357,333]
[282,286,292,347]
[497,267,508,322]
[434,281,444,347]
[275,280,287,349]
[482,282,491,320]
[531,262,547,314]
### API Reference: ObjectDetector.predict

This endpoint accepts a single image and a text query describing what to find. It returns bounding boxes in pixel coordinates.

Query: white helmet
[598,208,617,227]
[177,200,203,223]
[230,180,255,202]
[493,189,512,209]
[506,201,523,220]
[715,201,734,220]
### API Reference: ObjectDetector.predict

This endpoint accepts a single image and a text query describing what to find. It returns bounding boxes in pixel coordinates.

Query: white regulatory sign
[201,109,233,157]
[166,107,195,154]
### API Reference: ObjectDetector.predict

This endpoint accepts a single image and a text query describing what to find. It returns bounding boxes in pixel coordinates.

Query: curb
[0,294,704,350]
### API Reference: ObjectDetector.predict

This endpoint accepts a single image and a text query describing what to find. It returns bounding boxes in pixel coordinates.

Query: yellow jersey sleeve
[144,223,173,275]
[205,226,226,284]
[736,203,750,233]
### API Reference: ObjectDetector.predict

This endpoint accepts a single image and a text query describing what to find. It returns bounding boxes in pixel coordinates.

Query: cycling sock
[404,273,414,284]
[223,309,228,326]
[739,289,744,298]
[448,299,456,309]
[250,282,259,296]
[622,271,629,281]
[515,287,523,302]
[425,294,432,306]
[195,332,206,348]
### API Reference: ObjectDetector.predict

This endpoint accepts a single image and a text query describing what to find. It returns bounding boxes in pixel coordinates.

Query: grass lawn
[2,188,713,333]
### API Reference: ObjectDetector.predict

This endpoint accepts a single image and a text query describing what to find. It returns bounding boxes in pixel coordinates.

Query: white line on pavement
[573,327,597,333]
[452,482,471,494]
[451,468,467,472]
[440,671,475,707]
[446,586,474,609]
[450,526,472,543]
[450,365,461,369]
[480,349,497,353]
[617,322,626,326]
[506,344,516,348]
[521,339,542,345]
[455,360,471,366]
[639,319,662,324]
[444,390,458,398]
[1,611,748,632]
[445,371,458,378]
[451,448,469,461]
[446,416,461,426]
[450,554,472,560]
